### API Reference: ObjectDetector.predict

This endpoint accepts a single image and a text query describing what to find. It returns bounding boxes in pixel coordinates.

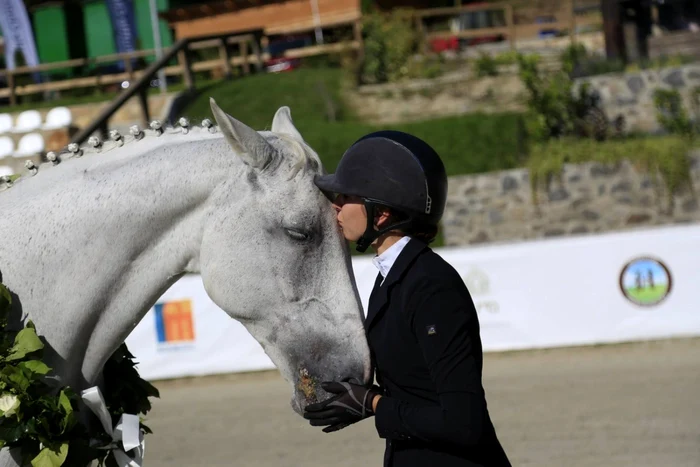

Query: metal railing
[69,32,262,145]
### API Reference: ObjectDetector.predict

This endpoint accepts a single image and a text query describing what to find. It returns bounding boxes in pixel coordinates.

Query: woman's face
[331,194,368,242]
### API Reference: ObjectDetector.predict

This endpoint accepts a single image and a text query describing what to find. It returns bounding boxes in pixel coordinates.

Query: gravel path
[143,338,700,467]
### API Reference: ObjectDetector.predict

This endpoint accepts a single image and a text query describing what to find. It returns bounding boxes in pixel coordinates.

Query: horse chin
[287,358,369,415]
[291,384,332,416]
[291,367,327,415]
[290,393,308,416]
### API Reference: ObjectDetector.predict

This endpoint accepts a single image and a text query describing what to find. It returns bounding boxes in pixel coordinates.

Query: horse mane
[0,117,323,192]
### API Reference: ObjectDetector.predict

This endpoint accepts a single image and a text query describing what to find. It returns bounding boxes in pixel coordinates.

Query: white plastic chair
[0,137,13,159]
[42,107,73,130]
[12,110,42,133]
[0,114,12,134]
[13,133,45,157]
[0,165,13,178]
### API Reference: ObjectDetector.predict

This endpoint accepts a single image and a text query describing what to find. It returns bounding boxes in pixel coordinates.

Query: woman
[303,130,511,467]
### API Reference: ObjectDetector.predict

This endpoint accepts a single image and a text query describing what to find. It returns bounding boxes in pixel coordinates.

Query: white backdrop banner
[125,224,700,381]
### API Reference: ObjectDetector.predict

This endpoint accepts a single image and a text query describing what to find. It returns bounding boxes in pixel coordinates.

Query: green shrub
[565,43,695,79]
[471,50,520,78]
[493,50,520,66]
[356,9,419,85]
[653,88,696,137]
[473,53,499,77]
[517,53,603,142]
[401,55,446,81]
[638,54,696,70]
[528,136,697,207]
[572,57,626,78]
[560,42,588,75]
[361,0,376,13]
[691,86,700,125]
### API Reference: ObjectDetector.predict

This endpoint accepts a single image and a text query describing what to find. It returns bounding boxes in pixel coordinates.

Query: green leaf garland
[0,281,159,466]
[31,443,68,467]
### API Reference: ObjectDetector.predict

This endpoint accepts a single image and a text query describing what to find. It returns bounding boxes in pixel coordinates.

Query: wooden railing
[413,0,603,51]
[0,33,262,107]
[0,1,599,108]
[68,32,264,146]
[0,1,604,146]
[0,34,362,108]
[66,34,360,146]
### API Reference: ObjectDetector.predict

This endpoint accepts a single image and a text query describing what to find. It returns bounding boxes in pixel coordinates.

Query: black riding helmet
[314,130,448,252]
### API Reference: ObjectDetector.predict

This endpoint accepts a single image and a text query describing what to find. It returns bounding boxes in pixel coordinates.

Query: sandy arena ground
[143,338,700,467]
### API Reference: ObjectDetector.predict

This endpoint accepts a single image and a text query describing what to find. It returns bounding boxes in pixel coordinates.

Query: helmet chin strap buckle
[355,201,379,253]
[355,200,413,253]
[355,236,373,253]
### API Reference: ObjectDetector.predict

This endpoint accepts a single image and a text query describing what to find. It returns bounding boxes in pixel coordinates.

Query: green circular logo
[620,257,672,307]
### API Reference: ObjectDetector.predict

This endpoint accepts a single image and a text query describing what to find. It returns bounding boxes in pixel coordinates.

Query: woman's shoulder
[399,248,475,315]
[408,246,463,286]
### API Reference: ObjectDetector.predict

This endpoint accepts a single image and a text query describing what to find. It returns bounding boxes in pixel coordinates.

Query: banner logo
[463,268,499,314]
[619,257,672,307]
[154,300,195,343]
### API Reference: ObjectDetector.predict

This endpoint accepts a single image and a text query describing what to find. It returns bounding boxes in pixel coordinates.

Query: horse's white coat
[0,100,371,466]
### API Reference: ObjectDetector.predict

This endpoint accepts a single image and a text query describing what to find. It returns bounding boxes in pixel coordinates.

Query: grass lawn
[178,67,525,176]
[625,285,669,304]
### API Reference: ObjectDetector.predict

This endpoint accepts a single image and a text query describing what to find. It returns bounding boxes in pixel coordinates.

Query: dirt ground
[143,338,700,467]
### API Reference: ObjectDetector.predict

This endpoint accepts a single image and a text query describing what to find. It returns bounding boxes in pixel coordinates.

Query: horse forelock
[265,132,323,180]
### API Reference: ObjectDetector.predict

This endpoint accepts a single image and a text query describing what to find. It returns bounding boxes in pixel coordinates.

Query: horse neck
[0,131,238,387]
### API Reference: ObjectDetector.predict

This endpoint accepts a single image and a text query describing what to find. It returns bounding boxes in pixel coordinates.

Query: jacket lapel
[364,238,427,332]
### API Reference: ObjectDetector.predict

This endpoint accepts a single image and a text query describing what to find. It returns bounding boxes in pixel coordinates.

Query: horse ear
[272,106,304,142]
[210,98,274,169]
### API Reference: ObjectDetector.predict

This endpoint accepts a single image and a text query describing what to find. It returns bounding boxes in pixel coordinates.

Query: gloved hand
[303,381,382,433]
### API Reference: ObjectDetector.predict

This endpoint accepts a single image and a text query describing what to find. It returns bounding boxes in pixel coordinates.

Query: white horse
[0,99,371,465]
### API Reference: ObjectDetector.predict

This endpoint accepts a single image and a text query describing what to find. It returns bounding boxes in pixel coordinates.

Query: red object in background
[430,36,459,53]
[264,57,301,73]
[463,35,503,47]
[428,2,505,53]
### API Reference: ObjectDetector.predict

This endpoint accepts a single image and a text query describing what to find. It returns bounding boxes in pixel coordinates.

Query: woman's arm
[373,279,486,448]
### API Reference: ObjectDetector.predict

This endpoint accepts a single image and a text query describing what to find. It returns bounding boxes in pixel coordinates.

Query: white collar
[372,236,412,282]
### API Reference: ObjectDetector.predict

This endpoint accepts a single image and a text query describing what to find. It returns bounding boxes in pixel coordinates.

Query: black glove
[303,381,382,433]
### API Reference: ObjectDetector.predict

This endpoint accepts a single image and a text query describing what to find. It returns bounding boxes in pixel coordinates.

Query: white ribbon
[80,386,145,467]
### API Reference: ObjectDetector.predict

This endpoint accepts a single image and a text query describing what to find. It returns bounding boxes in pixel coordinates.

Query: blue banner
[105,0,138,71]
[0,0,41,74]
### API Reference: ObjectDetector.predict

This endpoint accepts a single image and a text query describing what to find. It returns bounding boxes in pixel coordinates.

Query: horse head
[201,99,371,413]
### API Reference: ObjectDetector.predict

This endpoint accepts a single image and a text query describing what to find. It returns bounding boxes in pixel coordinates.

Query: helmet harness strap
[355,200,414,253]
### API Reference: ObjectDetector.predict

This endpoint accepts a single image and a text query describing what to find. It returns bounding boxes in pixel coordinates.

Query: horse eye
[285,228,310,241]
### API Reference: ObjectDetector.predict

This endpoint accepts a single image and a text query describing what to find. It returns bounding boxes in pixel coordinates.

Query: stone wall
[348,61,700,130]
[347,70,526,124]
[441,152,700,246]
[578,63,700,134]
